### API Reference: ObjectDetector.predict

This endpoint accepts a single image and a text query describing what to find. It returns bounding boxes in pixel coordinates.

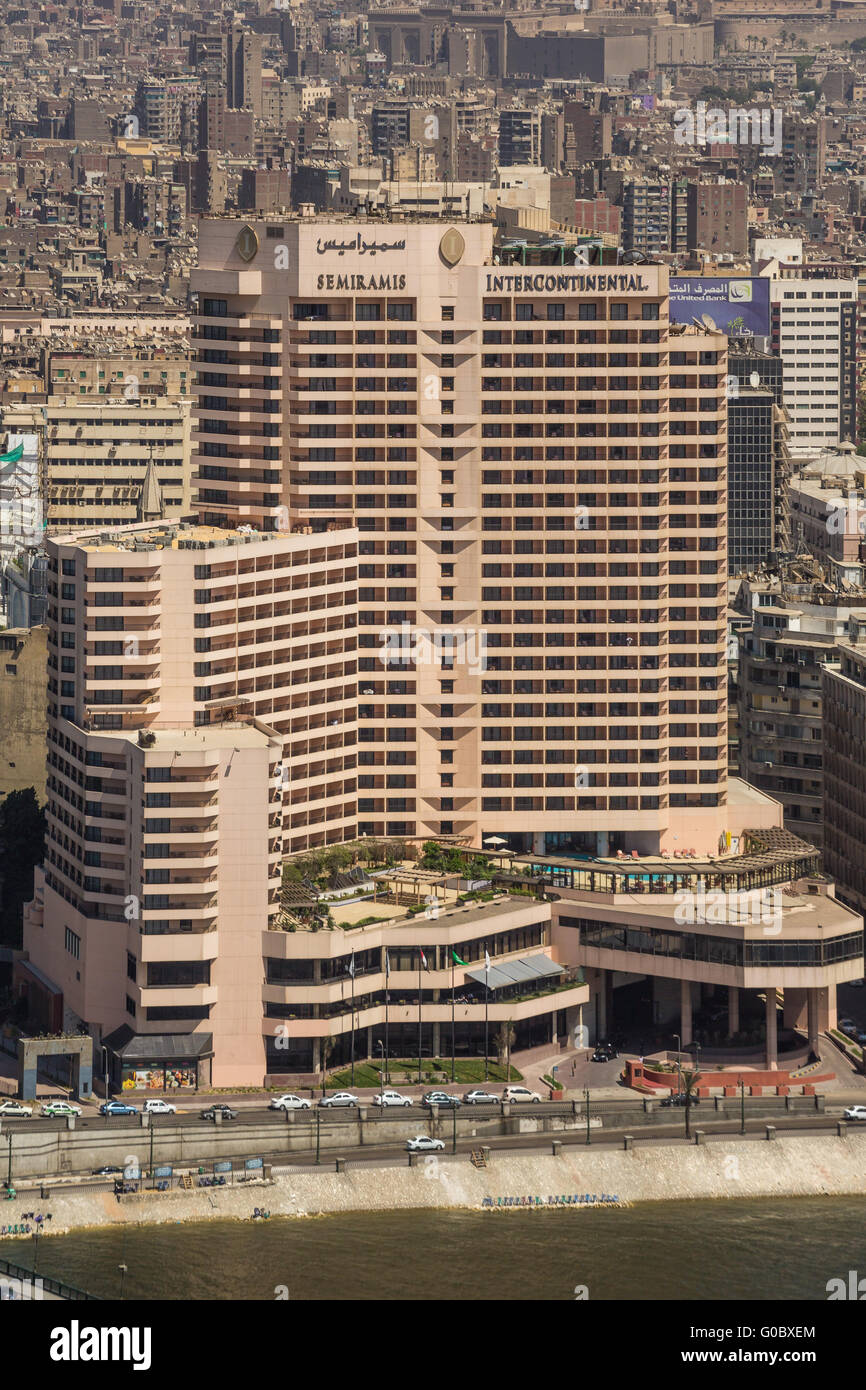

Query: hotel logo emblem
[439,228,465,267]
[236,224,259,263]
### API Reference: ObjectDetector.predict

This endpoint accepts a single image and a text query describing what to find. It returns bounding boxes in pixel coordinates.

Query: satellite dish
[749,371,761,388]
[700,312,717,330]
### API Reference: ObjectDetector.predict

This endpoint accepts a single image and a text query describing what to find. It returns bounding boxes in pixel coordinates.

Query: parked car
[40,1100,81,1118]
[502,1085,542,1104]
[200,1104,238,1121]
[839,1019,859,1037]
[422,1091,461,1108]
[463,1090,499,1105]
[318,1092,358,1108]
[371,1090,412,1108]
[661,1093,700,1108]
[100,1101,138,1117]
[92,1165,123,1176]
[592,1048,614,1063]
[0,1100,32,1119]
[406,1135,445,1152]
[142,1099,176,1115]
[269,1094,311,1111]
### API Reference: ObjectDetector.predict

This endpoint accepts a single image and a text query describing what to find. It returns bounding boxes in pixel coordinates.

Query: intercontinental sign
[486,272,650,293]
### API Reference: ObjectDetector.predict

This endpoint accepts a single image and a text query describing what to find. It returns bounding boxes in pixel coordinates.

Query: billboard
[669,277,770,337]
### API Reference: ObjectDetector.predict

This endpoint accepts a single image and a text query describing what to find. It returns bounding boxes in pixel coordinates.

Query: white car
[406,1135,445,1152]
[269,1094,311,1111]
[0,1100,32,1119]
[502,1085,542,1104]
[372,1090,412,1108]
[142,1099,176,1115]
[844,1105,866,1122]
[318,1091,359,1108]
[39,1100,81,1118]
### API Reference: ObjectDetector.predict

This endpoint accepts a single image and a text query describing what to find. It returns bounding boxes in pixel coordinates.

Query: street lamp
[585,1086,591,1146]
[118,1264,128,1301]
[101,1045,110,1100]
[375,1040,385,1107]
[739,1075,746,1136]
[673,1033,682,1096]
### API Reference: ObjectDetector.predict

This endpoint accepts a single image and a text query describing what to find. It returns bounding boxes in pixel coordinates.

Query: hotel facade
[18,218,863,1085]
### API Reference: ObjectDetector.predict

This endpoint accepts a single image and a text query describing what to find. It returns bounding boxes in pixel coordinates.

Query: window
[65,927,80,959]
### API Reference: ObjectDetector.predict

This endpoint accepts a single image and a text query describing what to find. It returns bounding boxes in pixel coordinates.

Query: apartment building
[621,180,670,257]
[823,636,866,920]
[726,347,790,574]
[191,217,733,859]
[769,275,857,453]
[735,568,866,848]
[1,398,192,532]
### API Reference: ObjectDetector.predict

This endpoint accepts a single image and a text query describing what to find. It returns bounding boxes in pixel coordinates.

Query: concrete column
[366,1026,373,1061]
[728,985,739,1037]
[596,831,609,857]
[680,978,693,1048]
[312,1037,321,1073]
[432,1023,441,1056]
[765,987,778,1070]
[597,979,607,1041]
[783,987,807,1033]
[807,988,820,1056]
[532,831,545,854]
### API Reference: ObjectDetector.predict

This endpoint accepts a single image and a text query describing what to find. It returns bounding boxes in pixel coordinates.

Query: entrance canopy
[465,953,563,992]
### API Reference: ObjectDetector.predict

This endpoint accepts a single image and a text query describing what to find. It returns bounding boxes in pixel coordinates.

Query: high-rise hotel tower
[192,217,732,858]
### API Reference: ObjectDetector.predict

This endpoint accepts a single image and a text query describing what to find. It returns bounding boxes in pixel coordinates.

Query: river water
[5,1196,866,1300]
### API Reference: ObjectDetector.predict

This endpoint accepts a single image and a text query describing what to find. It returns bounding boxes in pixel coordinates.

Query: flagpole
[418,949,422,1086]
[351,962,355,1088]
[384,952,390,1087]
[451,956,456,1084]
[484,952,490,1083]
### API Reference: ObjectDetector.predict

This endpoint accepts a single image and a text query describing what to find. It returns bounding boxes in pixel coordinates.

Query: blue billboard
[669,277,770,337]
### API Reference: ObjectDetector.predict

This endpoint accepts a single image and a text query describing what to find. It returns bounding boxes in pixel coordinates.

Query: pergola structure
[372,868,462,908]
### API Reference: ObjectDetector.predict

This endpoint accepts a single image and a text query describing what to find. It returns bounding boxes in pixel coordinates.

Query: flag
[348,951,355,979]
[452,949,467,965]
[384,952,390,979]
[484,949,491,978]
[420,948,429,971]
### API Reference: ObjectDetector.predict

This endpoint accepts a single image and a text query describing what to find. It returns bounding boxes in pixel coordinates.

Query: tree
[681,1068,702,1139]
[0,788,45,949]
[495,1020,516,1080]
[319,1035,335,1095]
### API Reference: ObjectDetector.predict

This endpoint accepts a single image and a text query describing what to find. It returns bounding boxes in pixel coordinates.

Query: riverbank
[2,1132,866,1239]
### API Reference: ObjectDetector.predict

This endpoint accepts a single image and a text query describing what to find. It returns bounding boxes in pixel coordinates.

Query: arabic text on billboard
[669,277,770,337]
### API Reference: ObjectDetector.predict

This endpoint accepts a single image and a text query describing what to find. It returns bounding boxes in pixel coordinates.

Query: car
[844,1105,866,1122]
[40,1101,81,1118]
[269,1094,311,1111]
[200,1104,238,1121]
[502,1085,542,1104]
[661,1092,700,1108]
[463,1090,499,1105]
[406,1135,445,1152]
[100,1101,138,1117]
[839,1019,859,1037]
[318,1092,359,1108]
[849,980,865,988]
[0,1100,32,1119]
[422,1091,461,1108]
[591,1048,614,1063]
[92,1165,123,1176]
[371,1090,412,1108]
[142,1099,176,1115]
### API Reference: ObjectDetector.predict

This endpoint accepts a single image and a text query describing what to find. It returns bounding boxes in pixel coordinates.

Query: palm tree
[319,1035,335,1096]
[681,1068,702,1139]
[495,1020,516,1080]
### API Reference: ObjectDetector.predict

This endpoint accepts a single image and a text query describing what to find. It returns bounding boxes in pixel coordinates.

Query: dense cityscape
[0,0,865,1324]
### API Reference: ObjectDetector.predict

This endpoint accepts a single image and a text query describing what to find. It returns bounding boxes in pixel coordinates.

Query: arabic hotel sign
[315,231,408,291]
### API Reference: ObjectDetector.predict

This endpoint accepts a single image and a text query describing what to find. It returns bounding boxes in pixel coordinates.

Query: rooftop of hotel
[52,519,357,552]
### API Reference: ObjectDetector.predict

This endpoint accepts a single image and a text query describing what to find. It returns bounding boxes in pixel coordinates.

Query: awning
[465,954,564,992]
[102,1027,213,1061]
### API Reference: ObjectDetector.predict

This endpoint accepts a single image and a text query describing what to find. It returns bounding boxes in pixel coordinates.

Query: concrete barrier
[766,1126,776,1141]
